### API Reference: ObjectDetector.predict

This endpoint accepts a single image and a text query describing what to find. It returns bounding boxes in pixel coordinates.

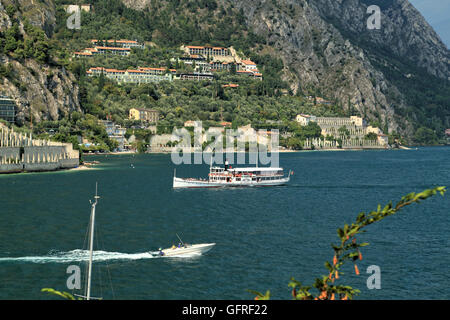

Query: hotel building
[86,67,173,84]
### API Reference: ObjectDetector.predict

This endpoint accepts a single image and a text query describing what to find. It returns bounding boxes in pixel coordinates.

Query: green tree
[4,23,20,52]
[5,5,16,18]
[413,127,438,145]
[286,137,302,150]
[338,125,350,138]
[364,132,378,140]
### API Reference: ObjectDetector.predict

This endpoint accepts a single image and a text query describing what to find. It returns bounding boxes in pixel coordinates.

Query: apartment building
[129,108,159,123]
[86,67,173,84]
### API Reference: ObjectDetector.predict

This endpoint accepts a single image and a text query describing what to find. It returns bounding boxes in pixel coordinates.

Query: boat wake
[0,249,157,264]
[0,249,206,264]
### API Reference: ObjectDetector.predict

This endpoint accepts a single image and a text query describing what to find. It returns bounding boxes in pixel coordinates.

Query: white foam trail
[0,249,156,264]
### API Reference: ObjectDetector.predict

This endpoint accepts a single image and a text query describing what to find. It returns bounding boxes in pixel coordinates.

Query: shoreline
[0,163,95,176]
[87,149,393,156]
[135,148,393,155]
[69,164,96,171]
[80,146,432,157]
[83,150,137,156]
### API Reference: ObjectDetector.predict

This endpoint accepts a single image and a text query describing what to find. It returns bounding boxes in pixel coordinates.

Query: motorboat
[152,243,215,257]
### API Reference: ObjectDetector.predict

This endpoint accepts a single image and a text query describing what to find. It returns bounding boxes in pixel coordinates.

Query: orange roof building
[185,45,230,57]
[241,60,256,66]
[73,46,131,57]
[86,67,172,84]
[239,60,259,73]
[90,39,144,49]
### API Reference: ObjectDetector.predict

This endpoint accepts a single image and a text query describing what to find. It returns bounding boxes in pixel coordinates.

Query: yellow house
[129,108,159,123]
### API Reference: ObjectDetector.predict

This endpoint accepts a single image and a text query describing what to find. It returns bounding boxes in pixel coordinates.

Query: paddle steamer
[173,161,291,188]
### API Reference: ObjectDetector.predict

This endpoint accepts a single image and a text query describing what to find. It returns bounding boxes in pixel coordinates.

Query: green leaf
[359,242,369,247]
[41,288,76,300]
[247,289,270,300]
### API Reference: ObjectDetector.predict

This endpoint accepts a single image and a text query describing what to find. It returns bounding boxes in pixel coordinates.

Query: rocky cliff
[227,0,450,136]
[0,0,81,125]
[312,0,450,79]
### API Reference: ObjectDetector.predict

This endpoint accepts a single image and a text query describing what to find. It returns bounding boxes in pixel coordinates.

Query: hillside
[0,0,81,125]
[0,0,449,146]
[229,0,450,139]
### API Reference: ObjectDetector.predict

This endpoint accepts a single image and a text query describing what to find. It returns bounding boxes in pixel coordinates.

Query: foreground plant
[41,288,79,300]
[250,186,446,300]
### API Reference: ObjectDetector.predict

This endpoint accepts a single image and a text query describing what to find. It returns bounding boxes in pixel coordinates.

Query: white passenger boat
[152,243,216,257]
[173,162,292,188]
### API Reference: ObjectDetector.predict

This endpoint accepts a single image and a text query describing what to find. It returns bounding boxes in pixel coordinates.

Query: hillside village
[77,40,263,83]
[0,0,448,156]
[1,32,392,153]
[65,36,390,152]
[5,0,446,156]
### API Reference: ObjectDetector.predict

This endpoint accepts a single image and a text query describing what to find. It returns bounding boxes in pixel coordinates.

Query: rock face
[0,1,81,125]
[1,56,81,125]
[229,0,449,134]
[13,0,57,37]
[310,0,450,79]
[225,0,449,136]
[121,0,152,11]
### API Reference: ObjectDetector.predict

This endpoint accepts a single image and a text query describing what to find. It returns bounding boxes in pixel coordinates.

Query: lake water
[0,147,449,299]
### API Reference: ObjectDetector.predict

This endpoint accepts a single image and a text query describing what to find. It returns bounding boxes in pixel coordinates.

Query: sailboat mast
[86,184,100,301]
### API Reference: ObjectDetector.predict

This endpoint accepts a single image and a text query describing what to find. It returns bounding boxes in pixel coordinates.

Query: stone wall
[0,125,80,173]
[24,162,59,172]
[303,137,387,150]
[0,163,23,173]
[60,158,80,169]
[150,134,175,148]
[0,147,20,161]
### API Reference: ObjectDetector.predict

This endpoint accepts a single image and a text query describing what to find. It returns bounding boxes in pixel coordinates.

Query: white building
[295,114,317,126]
[366,126,383,135]
[377,134,389,146]
[90,39,145,49]
[184,120,202,128]
[240,60,258,72]
[350,116,363,127]
[99,120,127,151]
[87,67,173,84]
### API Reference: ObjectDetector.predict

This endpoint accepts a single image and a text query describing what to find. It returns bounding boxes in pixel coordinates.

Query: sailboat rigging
[74,183,102,300]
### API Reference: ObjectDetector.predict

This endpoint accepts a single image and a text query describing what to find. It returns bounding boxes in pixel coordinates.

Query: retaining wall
[0,163,23,173]
[24,162,60,172]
